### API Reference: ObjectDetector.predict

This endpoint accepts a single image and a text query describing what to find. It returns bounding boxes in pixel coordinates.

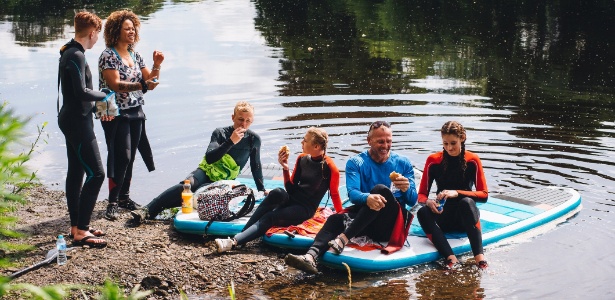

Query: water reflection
[1,0,615,298]
[243,273,412,299]
[415,267,485,299]
[0,0,166,46]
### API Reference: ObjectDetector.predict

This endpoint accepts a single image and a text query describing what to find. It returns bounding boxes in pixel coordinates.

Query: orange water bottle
[181,179,193,214]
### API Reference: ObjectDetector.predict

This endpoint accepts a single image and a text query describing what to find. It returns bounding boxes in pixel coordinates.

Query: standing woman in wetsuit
[98,10,163,220]
[215,127,343,253]
[58,11,108,248]
[416,121,489,270]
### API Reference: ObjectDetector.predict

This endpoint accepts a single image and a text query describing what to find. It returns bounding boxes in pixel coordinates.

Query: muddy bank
[2,186,301,299]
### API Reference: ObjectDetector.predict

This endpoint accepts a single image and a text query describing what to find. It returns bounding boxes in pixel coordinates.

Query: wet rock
[141,276,163,289]
[154,289,169,297]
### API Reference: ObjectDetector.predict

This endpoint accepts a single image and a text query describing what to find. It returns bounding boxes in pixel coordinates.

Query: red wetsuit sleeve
[418,153,442,203]
[457,151,489,202]
[325,156,343,212]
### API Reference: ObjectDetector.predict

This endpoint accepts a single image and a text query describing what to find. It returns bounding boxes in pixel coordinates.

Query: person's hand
[392,175,410,192]
[438,190,458,200]
[230,127,247,144]
[278,147,289,170]
[146,76,159,91]
[425,199,443,214]
[100,115,115,122]
[263,190,269,196]
[366,194,387,211]
[152,50,164,66]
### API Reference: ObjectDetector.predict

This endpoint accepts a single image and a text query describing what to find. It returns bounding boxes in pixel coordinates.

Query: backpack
[195,181,256,227]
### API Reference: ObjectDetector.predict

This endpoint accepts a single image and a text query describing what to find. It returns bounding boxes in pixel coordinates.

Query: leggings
[307,184,402,259]
[234,188,313,245]
[416,196,483,257]
[59,113,105,231]
[104,117,143,203]
[145,168,212,218]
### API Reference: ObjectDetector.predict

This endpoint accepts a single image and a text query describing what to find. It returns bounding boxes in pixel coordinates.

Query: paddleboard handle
[283,230,296,238]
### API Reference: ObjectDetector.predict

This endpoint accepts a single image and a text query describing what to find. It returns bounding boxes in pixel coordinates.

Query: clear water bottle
[56,234,67,266]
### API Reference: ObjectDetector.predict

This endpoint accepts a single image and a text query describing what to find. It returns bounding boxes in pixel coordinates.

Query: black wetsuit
[143,125,266,218]
[58,39,107,231]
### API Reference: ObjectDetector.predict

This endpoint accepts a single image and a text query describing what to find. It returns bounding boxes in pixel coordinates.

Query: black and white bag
[195,181,255,225]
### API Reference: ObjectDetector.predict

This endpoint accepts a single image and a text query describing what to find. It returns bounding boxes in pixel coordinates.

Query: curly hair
[440,121,467,177]
[103,10,141,50]
[74,11,102,37]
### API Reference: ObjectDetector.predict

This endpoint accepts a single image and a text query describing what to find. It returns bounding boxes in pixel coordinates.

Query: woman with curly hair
[98,9,164,220]
[416,121,489,270]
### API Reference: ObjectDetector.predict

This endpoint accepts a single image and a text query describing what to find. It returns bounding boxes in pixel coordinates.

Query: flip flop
[88,228,106,237]
[72,236,108,248]
[67,228,106,239]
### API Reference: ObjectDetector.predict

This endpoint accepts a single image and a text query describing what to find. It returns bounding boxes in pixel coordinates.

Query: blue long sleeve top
[345,150,418,210]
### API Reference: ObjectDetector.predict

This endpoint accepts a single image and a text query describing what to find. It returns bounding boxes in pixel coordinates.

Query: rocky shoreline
[3,186,299,299]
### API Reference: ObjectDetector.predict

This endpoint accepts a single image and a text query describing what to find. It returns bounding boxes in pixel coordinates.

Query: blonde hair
[234,101,254,115]
[306,127,328,153]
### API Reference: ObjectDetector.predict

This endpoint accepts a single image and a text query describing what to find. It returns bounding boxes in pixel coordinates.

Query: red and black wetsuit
[417,150,488,258]
[234,154,342,246]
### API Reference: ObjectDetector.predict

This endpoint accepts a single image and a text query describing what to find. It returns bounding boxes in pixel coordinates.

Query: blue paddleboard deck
[266,187,582,273]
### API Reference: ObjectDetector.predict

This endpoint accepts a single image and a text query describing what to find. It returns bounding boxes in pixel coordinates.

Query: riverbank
[2,186,298,299]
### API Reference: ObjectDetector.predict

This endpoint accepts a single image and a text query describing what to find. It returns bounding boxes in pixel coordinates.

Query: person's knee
[324,213,345,228]
[459,197,480,224]
[458,197,477,213]
[269,188,285,198]
[370,184,389,195]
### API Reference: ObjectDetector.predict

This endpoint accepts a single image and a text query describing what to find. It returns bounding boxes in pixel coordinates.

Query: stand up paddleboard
[265,186,582,273]
[173,164,346,236]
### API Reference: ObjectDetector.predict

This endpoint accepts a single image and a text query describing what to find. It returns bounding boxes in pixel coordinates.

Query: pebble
[6,187,298,299]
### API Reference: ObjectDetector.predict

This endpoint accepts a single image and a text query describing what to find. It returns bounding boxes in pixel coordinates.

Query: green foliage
[0,102,46,267]
[0,278,152,299]
[96,279,152,300]
[2,282,69,299]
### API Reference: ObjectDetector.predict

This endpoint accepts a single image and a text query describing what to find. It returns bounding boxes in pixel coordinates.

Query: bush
[0,102,45,268]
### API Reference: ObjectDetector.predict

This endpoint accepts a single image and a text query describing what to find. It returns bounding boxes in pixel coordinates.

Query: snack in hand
[389,171,401,181]
[280,145,290,156]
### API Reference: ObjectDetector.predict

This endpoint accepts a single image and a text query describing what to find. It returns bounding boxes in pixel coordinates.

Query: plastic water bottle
[181,179,193,214]
[56,235,67,266]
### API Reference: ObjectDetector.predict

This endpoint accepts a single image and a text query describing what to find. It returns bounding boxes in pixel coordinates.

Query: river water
[1,0,614,298]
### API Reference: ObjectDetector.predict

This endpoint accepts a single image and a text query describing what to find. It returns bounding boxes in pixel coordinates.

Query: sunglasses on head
[368,121,391,134]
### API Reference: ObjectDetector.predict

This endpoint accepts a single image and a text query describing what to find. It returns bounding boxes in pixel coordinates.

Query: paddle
[9,247,74,279]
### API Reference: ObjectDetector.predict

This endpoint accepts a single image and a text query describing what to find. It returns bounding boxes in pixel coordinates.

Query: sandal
[87,228,105,237]
[68,227,106,239]
[72,236,108,248]
[284,254,318,274]
[327,234,348,254]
